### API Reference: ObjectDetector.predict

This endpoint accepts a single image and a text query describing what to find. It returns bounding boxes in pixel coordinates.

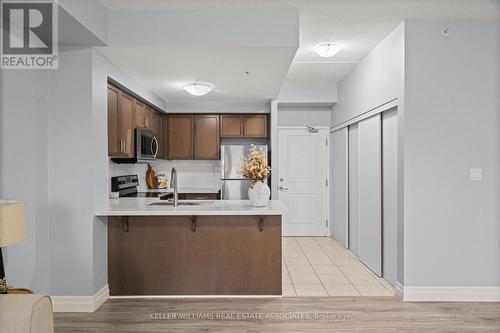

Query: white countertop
[96,198,286,216]
[144,187,221,194]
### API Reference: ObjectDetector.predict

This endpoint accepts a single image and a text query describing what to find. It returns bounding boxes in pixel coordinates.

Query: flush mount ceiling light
[183,82,213,96]
[314,42,341,57]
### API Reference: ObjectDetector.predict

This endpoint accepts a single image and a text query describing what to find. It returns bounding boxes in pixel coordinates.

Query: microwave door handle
[152,136,158,158]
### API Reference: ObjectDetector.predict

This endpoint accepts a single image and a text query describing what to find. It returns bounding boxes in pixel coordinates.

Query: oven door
[135,129,158,160]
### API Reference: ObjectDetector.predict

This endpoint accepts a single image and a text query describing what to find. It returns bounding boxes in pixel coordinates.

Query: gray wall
[0,70,51,293]
[404,20,500,287]
[278,105,331,127]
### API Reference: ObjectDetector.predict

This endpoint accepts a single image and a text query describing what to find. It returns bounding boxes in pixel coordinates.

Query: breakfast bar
[96,199,286,296]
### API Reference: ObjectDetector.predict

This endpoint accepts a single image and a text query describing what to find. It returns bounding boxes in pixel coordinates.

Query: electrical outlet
[469,168,482,181]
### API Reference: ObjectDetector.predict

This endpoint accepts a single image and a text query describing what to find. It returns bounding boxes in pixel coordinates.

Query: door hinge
[326,219,328,227]
[326,139,328,146]
[326,179,328,187]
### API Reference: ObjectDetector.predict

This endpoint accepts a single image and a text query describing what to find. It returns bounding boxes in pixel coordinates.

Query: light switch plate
[469,168,482,181]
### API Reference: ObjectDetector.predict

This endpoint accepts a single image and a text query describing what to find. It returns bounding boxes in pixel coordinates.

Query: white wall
[0,70,51,293]
[278,81,338,104]
[404,20,500,289]
[278,105,331,127]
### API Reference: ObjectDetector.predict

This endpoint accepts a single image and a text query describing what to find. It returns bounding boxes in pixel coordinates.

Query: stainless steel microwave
[135,128,158,160]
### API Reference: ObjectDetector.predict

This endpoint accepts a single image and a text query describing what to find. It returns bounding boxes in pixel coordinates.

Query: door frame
[277,126,330,237]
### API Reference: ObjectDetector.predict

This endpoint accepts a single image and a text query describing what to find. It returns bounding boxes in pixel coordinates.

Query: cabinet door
[107,85,120,156]
[194,115,220,160]
[134,100,147,129]
[144,105,152,130]
[220,115,243,138]
[118,92,134,157]
[161,115,168,159]
[150,109,162,157]
[243,115,268,138]
[168,115,193,160]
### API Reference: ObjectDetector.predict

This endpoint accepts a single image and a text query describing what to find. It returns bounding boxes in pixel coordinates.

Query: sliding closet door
[382,109,398,285]
[348,123,359,256]
[358,114,382,276]
[331,128,348,248]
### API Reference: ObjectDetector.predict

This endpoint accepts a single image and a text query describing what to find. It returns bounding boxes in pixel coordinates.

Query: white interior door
[331,128,349,247]
[278,128,328,236]
[358,114,382,276]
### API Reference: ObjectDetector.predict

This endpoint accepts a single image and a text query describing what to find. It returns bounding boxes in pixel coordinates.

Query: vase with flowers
[239,145,272,207]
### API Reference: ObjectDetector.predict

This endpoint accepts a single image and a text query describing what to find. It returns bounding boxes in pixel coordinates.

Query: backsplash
[109,159,222,192]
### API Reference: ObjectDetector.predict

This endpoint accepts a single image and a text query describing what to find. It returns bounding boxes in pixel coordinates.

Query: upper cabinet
[220,115,243,138]
[167,115,220,160]
[243,115,268,138]
[194,115,220,160]
[108,84,134,157]
[168,115,194,160]
[134,100,151,130]
[220,114,268,138]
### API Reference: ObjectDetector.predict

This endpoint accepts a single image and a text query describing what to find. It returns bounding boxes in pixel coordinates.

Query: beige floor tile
[344,273,382,285]
[284,259,310,267]
[293,284,328,296]
[337,264,371,274]
[324,284,361,296]
[282,273,292,284]
[355,284,393,296]
[317,272,350,285]
[312,265,342,274]
[290,273,322,284]
[282,284,296,297]
[308,257,334,266]
[287,266,315,275]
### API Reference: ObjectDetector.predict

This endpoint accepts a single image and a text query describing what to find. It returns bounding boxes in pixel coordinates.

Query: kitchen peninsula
[96,199,286,296]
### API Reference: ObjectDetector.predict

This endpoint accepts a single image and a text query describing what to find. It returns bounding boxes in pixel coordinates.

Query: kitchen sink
[148,201,214,206]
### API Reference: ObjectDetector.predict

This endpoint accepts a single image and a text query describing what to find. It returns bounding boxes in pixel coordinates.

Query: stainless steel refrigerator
[221,144,268,200]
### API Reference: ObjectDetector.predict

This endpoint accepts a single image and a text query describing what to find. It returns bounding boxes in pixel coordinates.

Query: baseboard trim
[404,286,500,302]
[394,282,404,298]
[51,284,109,312]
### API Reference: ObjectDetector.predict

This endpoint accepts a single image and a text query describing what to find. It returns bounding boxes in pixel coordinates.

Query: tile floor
[282,237,395,297]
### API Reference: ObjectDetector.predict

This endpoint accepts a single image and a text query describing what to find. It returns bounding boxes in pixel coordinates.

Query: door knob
[279,186,289,191]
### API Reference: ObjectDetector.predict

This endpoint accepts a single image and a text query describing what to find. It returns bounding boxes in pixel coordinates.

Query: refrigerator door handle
[221,180,225,200]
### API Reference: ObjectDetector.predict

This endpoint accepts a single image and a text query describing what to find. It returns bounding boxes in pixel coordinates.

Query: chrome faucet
[170,167,179,206]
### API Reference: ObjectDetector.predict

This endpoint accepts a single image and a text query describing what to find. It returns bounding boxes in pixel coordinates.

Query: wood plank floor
[54,297,500,332]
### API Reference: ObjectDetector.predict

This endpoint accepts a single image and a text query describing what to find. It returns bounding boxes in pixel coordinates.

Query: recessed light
[184,82,213,96]
[314,42,341,58]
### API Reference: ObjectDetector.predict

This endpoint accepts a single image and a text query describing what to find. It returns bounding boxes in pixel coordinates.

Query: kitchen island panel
[108,215,281,296]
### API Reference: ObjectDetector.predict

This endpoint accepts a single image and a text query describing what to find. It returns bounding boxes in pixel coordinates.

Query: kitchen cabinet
[220,114,268,138]
[107,85,120,156]
[108,84,134,157]
[194,115,219,160]
[179,193,219,200]
[134,100,151,130]
[168,115,194,160]
[243,115,268,138]
[108,215,281,296]
[220,115,243,137]
[161,115,168,159]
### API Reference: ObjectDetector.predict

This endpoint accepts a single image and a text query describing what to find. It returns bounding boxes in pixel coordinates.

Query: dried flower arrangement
[239,145,271,186]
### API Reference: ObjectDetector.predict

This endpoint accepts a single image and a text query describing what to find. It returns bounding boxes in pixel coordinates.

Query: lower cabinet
[108,215,282,295]
[178,193,219,200]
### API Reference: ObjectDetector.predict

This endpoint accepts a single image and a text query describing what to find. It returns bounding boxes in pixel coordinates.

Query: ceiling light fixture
[314,42,341,58]
[183,82,213,96]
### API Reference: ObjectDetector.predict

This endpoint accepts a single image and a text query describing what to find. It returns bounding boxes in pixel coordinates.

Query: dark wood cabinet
[134,100,151,130]
[243,115,268,138]
[194,115,219,160]
[168,115,194,160]
[220,114,268,138]
[161,115,169,159]
[118,92,135,157]
[107,85,120,156]
[179,193,219,200]
[108,215,281,296]
[220,115,243,137]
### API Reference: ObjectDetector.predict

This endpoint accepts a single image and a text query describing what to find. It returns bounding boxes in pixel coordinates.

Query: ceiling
[98,47,296,102]
[99,0,499,103]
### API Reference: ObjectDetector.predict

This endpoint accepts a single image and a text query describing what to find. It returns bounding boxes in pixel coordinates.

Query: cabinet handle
[258,215,264,232]
[191,216,197,232]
